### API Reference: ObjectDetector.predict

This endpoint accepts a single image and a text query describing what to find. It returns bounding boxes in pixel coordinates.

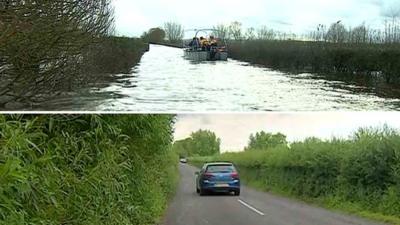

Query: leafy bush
[0,115,178,225]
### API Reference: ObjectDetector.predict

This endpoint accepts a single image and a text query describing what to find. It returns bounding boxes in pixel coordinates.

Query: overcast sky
[174,113,400,152]
[113,0,399,37]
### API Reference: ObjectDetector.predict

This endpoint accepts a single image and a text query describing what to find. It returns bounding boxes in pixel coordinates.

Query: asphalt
[162,163,386,225]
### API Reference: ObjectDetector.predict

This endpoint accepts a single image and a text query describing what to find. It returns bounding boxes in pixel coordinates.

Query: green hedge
[189,128,400,223]
[0,115,178,225]
[229,40,400,84]
[83,37,149,75]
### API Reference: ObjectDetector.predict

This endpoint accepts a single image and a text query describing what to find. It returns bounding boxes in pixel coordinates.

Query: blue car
[195,162,240,196]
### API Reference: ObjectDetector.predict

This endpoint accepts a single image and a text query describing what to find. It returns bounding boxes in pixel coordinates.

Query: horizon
[113,0,400,37]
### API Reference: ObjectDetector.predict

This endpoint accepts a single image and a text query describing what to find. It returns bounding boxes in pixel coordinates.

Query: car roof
[204,162,233,166]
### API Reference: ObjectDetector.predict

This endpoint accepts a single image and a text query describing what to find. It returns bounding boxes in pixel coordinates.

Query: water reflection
[40,44,400,111]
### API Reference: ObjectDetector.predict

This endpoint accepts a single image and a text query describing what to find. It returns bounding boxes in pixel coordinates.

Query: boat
[183,29,228,61]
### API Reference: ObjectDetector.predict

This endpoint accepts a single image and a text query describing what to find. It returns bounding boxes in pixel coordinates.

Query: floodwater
[40,44,400,111]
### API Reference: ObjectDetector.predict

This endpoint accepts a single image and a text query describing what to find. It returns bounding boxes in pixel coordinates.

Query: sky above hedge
[114,0,399,37]
[174,113,400,151]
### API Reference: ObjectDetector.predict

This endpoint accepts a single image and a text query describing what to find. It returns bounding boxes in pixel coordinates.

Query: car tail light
[203,173,214,179]
[231,172,239,179]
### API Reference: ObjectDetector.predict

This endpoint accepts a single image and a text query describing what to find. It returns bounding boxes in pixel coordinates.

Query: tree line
[141,16,400,44]
[212,18,400,44]
[308,20,400,44]
[173,130,288,157]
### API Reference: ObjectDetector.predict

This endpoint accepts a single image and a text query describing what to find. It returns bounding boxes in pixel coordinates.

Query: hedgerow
[229,40,400,84]
[0,115,178,225]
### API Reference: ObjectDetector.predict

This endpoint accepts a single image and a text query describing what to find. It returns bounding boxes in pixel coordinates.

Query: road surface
[162,164,385,225]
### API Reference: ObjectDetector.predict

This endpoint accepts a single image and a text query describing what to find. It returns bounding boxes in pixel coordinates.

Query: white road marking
[238,199,265,216]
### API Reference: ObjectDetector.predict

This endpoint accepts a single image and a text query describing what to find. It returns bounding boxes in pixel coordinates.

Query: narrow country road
[162,164,386,225]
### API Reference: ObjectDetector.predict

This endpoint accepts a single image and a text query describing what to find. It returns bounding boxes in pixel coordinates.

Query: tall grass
[229,40,400,85]
[0,115,178,225]
[189,127,400,223]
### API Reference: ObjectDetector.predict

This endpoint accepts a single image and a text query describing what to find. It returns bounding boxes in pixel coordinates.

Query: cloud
[270,20,293,26]
[380,1,400,17]
[113,0,392,36]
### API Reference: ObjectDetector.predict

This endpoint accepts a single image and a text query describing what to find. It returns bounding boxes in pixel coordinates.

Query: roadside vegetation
[229,40,400,85]
[188,128,400,224]
[82,37,148,75]
[0,115,178,225]
[0,1,149,109]
[218,19,400,85]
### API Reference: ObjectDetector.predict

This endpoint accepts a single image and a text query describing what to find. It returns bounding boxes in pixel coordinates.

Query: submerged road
[40,45,400,111]
[162,164,385,225]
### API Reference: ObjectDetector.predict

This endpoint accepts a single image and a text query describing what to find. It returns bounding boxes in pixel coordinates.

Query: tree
[173,138,193,158]
[350,23,368,43]
[246,131,287,151]
[173,130,221,157]
[257,26,276,40]
[383,8,400,43]
[190,130,221,156]
[326,21,348,43]
[164,22,184,43]
[229,21,243,40]
[141,27,166,43]
[213,24,230,41]
[309,24,326,42]
[246,27,256,40]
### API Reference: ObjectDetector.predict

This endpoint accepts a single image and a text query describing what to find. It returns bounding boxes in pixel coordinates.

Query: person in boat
[188,37,200,50]
[208,36,219,59]
[202,36,217,52]
[209,36,218,47]
[200,37,209,51]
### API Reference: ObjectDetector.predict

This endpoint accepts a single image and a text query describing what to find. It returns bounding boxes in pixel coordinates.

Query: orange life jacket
[200,39,209,47]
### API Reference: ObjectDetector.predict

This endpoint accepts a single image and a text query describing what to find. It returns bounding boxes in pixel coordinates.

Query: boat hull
[184,50,228,61]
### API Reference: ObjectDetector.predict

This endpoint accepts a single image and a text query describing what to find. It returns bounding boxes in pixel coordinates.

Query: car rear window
[206,165,235,173]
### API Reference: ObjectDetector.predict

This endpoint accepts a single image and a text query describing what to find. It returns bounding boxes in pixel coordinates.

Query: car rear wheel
[199,188,207,196]
[234,190,240,196]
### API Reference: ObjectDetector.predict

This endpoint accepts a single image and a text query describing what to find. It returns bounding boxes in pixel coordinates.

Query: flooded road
[41,44,400,111]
